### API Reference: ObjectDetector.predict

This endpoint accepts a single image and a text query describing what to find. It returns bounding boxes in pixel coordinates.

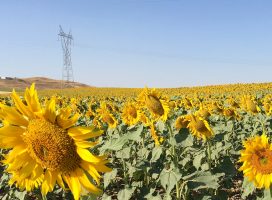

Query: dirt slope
[0,77,91,91]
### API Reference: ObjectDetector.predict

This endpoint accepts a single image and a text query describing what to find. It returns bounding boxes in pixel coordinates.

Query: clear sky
[0,0,272,88]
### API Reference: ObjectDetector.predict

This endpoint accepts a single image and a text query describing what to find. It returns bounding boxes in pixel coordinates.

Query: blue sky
[0,0,272,87]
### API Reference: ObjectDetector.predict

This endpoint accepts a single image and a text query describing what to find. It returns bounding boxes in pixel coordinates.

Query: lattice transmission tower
[58,25,74,87]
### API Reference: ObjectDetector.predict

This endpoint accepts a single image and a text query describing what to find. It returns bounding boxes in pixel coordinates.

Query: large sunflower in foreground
[186,114,213,141]
[239,134,272,189]
[0,84,111,200]
[137,88,169,121]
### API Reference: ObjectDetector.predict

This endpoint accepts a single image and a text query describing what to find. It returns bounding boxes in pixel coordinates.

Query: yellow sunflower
[150,122,164,146]
[208,101,223,114]
[100,112,118,129]
[182,97,193,109]
[175,115,189,130]
[0,84,111,200]
[137,87,169,121]
[186,114,213,141]
[227,96,239,108]
[239,134,272,189]
[139,112,150,126]
[121,102,140,126]
[240,95,261,114]
[96,101,118,128]
[223,108,240,120]
[195,103,211,119]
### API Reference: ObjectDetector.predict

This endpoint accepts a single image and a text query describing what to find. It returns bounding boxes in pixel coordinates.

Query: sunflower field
[1,83,272,200]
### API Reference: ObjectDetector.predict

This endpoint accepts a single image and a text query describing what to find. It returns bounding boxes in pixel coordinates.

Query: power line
[58,25,74,88]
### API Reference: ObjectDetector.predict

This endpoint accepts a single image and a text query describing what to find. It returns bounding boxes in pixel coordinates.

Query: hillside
[0,77,91,91]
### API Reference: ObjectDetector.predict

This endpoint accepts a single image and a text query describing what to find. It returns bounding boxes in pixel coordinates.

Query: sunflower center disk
[251,149,272,174]
[247,100,257,112]
[191,119,207,132]
[128,107,137,118]
[103,114,115,125]
[146,95,164,116]
[23,119,81,173]
[176,118,188,129]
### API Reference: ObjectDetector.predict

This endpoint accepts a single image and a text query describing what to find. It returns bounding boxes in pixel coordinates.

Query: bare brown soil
[0,77,91,91]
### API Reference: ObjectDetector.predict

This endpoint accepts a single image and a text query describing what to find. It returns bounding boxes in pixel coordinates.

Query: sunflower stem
[207,139,212,172]
[121,158,127,185]
[142,133,145,149]
[167,122,177,165]
[167,122,181,198]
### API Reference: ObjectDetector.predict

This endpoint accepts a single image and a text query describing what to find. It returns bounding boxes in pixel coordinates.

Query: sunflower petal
[12,90,35,119]
[77,147,105,163]
[0,104,28,126]
[76,168,102,195]
[24,83,42,113]
[44,98,56,123]
[57,113,79,129]
[80,161,101,185]
[64,173,81,200]
[68,126,96,136]
[70,129,103,141]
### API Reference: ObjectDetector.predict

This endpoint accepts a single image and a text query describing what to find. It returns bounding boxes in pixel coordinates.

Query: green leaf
[81,194,100,200]
[184,171,224,190]
[100,136,128,152]
[137,147,150,159]
[241,178,255,198]
[156,120,166,132]
[201,163,209,171]
[179,156,191,167]
[101,194,112,200]
[103,169,118,189]
[13,191,27,200]
[144,188,162,200]
[162,193,172,200]
[150,146,163,163]
[117,187,135,200]
[126,124,143,142]
[159,168,182,194]
[216,156,236,176]
[116,147,131,159]
[262,188,272,200]
[202,196,212,200]
[180,133,194,147]
[193,152,205,170]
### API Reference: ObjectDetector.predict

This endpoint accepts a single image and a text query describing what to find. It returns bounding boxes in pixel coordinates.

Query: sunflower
[175,116,189,130]
[139,112,150,126]
[262,95,272,115]
[137,87,169,121]
[227,96,239,108]
[96,101,118,128]
[100,112,118,129]
[195,103,211,119]
[239,134,272,189]
[182,97,193,109]
[240,95,261,114]
[96,101,109,114]
[223,108,240,120]
[86,107,95,118]
[121,102,140,126]
[0,84,111,200]
[186,114,213,141]
[150,122,164,146]
[208,101,223,114]
[169,100,177,111]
